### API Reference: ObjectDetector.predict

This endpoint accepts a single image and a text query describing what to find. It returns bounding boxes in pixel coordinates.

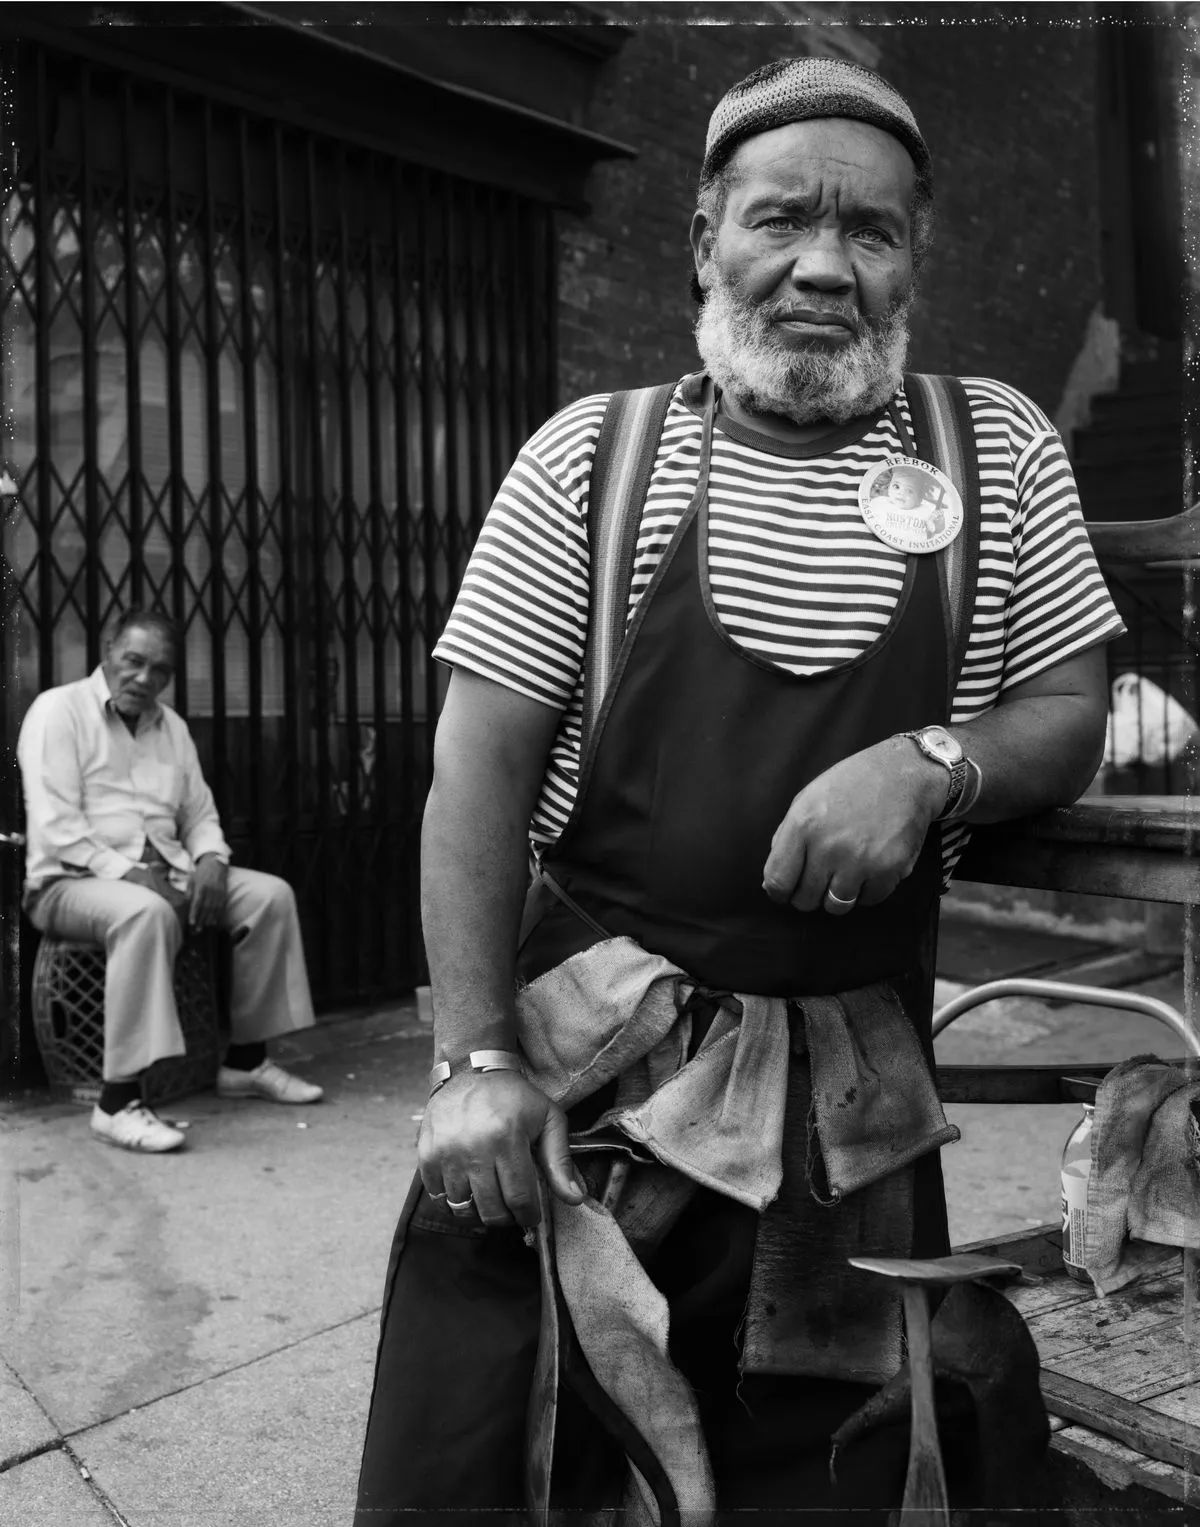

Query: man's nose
[788,231,855,293]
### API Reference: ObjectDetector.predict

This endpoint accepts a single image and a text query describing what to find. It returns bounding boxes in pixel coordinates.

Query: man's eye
[759,216,800,231]
[854,227,893,245]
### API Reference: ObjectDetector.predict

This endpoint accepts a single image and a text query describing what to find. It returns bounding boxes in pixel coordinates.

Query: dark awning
[3,1,638,207]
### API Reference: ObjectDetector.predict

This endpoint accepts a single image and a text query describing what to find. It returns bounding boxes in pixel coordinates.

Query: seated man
[17,608,323,1154]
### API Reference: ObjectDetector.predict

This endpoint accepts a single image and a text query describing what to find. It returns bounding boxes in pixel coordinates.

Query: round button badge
[859,456,964,555]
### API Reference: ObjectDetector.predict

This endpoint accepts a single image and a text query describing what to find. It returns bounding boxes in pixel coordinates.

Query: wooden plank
[1088,507,1200,565]
[953,1224,1074,1301]
[1041,1370,1200,1474]
[1047,1318,1195,1402]
[956,836,1199,905]
[937,1064,1111,1105]
[1052,1425,1192,1504]
[951,1226,1088,1317]
[1006,1275,1097,1321]
[953,1222,1063,1267]
[1143,1380,1200,1426]
[1028,1275,1183,1362]
[985,796,1200,848]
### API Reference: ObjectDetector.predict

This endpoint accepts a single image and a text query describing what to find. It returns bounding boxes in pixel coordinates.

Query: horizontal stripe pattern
[435,377,1124,884]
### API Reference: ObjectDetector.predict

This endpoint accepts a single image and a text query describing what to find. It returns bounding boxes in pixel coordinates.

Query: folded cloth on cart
[1083,1055,1200,1296]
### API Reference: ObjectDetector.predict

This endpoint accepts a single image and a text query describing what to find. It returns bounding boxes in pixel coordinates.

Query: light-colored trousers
[26,869,316,1081]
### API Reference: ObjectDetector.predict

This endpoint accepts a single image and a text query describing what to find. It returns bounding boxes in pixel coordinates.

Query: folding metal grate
[0,38,558,1011]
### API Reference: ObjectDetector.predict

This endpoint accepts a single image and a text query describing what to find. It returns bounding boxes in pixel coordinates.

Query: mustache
[768,302,861,333]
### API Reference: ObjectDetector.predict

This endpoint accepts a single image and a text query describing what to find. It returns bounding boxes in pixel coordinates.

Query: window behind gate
[0,42,557,1005]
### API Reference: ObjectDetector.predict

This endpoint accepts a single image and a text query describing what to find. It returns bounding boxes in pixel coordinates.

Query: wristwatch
[901,726,969,820]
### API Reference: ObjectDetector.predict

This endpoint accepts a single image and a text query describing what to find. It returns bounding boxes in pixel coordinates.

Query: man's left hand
[189,855,229,929]
[762,736,947,914]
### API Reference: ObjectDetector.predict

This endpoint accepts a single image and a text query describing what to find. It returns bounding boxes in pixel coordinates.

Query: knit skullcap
[702,57,931,188]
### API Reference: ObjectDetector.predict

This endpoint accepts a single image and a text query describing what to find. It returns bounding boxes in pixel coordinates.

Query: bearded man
[355,58,1121,1525]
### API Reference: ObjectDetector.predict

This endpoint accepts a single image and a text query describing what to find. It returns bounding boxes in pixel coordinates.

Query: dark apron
[524,392,946,999]
[355,394,958,1526]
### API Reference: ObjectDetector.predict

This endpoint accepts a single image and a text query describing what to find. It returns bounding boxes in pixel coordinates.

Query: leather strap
[902,373,983,717]
[581,379,678,754]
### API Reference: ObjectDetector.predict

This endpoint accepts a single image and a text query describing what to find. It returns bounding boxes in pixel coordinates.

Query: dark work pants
[353,1177,980,1527]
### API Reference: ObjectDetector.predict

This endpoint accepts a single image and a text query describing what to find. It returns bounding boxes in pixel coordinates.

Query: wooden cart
[940,794,1200,1516]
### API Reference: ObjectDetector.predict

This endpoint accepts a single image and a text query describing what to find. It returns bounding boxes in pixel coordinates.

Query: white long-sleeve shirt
[17,667,231,889]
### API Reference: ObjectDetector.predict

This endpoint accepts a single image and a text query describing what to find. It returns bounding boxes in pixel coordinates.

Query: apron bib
[525,391,949,999]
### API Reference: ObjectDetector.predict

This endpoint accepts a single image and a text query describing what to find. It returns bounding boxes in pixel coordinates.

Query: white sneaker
[216,1059,324,1105]
[91,1100,186,1153]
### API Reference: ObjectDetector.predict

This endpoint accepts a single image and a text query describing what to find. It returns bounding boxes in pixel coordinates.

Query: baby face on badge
[885,472,927,511]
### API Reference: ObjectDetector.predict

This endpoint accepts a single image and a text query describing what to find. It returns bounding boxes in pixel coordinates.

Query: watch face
[921,727,963,765]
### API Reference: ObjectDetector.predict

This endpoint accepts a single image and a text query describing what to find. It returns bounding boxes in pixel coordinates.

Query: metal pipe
[32,46,52,686]
[271,121,299,876]
[363,167,388,984]
[304,133,332,992]
[79,63,100,661]
[200,99,226,777]
[933,977,1200,1059]
[121,78,143,609]
[416,166,439,756]
[391,161,414,811]
[238,112,264,866]
[163,89,189,708]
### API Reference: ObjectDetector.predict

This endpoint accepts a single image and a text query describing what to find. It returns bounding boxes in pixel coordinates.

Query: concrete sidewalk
[1,1002,433,1526]
[0,919,1194,1526]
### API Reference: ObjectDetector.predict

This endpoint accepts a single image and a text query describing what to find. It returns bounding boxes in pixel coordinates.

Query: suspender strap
[903,373,983,716]
[581,380,677,753]
[582,374,980,737]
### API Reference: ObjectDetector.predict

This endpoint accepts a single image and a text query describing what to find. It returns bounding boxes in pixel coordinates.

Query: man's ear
[689,210,716,295]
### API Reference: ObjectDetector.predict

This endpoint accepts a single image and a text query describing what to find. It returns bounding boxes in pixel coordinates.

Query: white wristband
[428,1049,524,1098]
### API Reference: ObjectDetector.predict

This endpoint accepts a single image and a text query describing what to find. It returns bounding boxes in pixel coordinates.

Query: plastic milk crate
[31,934,221,1107]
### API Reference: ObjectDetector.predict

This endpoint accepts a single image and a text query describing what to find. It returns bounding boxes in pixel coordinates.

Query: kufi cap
[702,57,931,187]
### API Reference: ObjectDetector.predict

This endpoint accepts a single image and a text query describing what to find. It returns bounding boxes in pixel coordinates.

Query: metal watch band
[935,757,970,821]
[427,1049,524,1098]
[940,758,983,822]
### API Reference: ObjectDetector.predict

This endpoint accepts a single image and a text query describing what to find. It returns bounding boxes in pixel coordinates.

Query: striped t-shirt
[435,375,1124,883]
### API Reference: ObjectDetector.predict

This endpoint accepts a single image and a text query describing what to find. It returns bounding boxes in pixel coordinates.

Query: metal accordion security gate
[0,37,558,1014]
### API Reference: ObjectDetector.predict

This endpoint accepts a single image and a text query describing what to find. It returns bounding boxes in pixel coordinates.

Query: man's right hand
[121,862,189,914]
[417,1070,586,1230]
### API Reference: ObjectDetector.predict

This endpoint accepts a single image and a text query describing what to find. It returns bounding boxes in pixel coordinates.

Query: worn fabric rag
[1084,1054,1200,1296]
[517,937,955,1212]
[515,937,959,1522]
[551,1195,716,1527]
[516,936,688,1110]
[742,1046,914,1383]
[742,996,956,1381]
[801,986,960,1200]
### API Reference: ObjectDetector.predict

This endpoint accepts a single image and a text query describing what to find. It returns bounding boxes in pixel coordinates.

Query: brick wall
[557,12,1103,418]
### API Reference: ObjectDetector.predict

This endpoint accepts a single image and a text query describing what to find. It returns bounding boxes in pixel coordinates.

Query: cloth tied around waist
[1083,1054,1200,1296]
[515,935,957,1210]
[517,937,958,1525]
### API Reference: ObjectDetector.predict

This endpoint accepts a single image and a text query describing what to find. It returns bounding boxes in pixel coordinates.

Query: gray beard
[694,271,912,427]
